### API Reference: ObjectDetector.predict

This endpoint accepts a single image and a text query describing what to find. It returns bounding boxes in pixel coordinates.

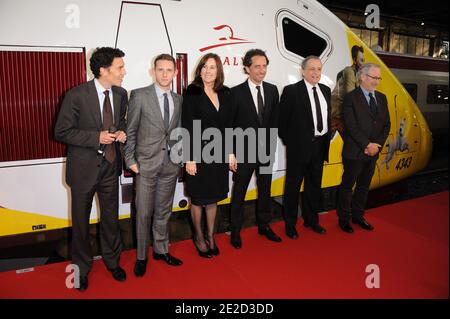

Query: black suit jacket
[181,83,232,199]
[278,80,332,163]
[341,87,390,160]
[230,80,279,164]
[55,80,128,192]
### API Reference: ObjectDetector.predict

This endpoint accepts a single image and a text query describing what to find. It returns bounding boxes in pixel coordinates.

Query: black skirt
[184,162,229,205]
[189,196,226,206]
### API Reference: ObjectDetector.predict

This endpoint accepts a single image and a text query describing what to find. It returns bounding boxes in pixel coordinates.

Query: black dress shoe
[285,225,299,239]
[352,217,374,231]
[153,252,183,266]
[109,267,127,282]
[134,259,147,277]
[258,226,282,242]
[339,221,354,233]
[76,275,88,292]
[304,222,326,234]
[230,233,242,249]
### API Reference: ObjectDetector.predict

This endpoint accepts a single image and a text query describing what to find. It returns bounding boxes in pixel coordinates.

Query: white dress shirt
[154,84,174,123]
[94,78,114,121]
[304,80,328,136]
[247,79,264,114]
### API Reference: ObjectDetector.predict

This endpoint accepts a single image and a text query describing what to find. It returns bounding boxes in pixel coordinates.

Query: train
[0,0,433,237]
[377,51,448,140]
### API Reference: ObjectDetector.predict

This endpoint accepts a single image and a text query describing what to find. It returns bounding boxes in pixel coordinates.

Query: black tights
[190,203,217,252]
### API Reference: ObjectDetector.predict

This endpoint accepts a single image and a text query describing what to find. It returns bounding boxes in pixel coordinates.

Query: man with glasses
[337,63,390,233]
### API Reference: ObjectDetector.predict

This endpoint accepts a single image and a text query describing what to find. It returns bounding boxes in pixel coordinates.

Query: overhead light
[421,22,425,26]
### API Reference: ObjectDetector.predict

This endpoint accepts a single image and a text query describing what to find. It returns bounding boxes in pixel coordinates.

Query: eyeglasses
[366,74,382,81]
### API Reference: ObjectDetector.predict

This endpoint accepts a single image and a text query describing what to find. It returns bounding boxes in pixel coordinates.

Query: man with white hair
[278,55,332,238]
[337,63,391,233]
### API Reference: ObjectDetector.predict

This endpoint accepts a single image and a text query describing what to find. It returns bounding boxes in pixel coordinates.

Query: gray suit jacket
[124,84,182,177]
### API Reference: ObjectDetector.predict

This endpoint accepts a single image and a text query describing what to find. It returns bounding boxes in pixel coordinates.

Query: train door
[115,1,174,204]
[114,2,191,212]
[115,2,173,92]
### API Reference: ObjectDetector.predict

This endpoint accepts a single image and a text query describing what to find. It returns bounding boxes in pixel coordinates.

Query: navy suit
[337,87,390,221]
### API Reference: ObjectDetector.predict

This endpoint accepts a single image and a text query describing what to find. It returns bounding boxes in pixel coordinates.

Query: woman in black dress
[182,53,233,258]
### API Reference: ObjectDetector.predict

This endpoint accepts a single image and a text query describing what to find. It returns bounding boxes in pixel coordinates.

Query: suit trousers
[337,157,377,222]
[71,158,121,276]
[283,136,326,227]
[230,163,272,233]
[135,163,178,260]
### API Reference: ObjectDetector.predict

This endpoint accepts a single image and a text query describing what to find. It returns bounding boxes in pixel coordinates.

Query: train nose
[416,111,433,172]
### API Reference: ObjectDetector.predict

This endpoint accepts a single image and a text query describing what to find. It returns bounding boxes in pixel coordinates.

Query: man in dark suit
[55,47,128,291]
[229,49,282,249]
[278,56,332,239]
[337,63,390,233]
[125,54,183,277]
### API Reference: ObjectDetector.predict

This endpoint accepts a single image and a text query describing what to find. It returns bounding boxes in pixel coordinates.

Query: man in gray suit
[124,54,183,277]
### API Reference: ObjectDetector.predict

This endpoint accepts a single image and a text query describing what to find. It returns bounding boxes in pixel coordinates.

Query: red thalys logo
[199,25,254,52]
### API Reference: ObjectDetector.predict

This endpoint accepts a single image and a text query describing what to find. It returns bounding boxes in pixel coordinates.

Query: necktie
[163,93,170,130]
[163,93,170,164]
[103,90,116,163]
[312,87,323,133]
[368,92,378,116]
[256,85,264,125]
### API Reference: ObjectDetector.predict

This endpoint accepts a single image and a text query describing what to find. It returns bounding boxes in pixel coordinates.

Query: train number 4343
[395,156,413,170]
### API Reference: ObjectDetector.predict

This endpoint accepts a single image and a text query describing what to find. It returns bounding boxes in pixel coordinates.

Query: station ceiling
[319,0,449,30]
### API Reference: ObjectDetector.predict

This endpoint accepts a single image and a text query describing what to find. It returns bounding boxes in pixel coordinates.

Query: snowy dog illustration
[379,117,409,171]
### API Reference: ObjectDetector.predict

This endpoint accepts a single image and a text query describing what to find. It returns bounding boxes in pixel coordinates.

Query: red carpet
[0,192,448,299]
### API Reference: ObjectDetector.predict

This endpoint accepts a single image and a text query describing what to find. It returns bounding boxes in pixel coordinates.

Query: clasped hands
[99,130,127,145]
[185,154,238,176]
[364,142,382,156]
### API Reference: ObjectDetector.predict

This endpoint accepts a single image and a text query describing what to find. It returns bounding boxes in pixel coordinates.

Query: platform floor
[0,192,447,299]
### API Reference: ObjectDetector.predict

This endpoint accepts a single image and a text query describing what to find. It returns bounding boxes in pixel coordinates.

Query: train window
[282,18,327,57]
[427,85,449,104]
[402,83,418,102]
[276,9,332,64]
